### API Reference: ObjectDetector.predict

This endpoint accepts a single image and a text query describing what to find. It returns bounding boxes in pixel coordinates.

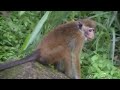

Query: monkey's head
[77,19,96,41]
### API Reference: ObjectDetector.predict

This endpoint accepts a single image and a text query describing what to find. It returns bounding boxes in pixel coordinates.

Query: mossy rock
[0,62,69,79]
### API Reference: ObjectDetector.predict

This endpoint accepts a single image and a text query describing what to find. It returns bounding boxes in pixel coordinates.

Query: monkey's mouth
[85,33,90,39]
[84,32,94,40]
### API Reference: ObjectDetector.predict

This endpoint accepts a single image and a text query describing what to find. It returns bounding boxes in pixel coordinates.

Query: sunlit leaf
[19,11,26,16]
[23,11,50,50]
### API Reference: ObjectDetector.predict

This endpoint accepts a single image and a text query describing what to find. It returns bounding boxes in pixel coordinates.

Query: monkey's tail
[0,49,40,71]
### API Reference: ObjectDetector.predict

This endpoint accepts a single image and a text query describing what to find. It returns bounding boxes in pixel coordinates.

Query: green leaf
[91,55,98,61]
[19,11,26,16]
[23,11,50,50]
[19,34,31,53]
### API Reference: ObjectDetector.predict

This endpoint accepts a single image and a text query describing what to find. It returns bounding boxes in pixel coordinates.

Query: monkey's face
[78,19,96,41]
[80,24,95,41]
[84,27,95,41]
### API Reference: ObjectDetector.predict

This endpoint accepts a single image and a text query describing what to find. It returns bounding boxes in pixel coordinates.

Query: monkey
[0,19,96,79]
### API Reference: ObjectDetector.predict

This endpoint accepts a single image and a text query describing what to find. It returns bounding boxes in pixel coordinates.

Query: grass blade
[108,11,118,27]
[23,11,50,50]
[88,12,110,19]
[111,28,116,64]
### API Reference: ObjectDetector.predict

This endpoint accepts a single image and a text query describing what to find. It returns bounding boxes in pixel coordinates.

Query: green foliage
[81,53,120,79]
[0,11,44,61]
[22,11,50,51]
[0,11,120,79]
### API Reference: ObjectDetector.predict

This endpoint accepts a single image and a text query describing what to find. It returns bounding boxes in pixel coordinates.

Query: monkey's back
[37,21,85,64]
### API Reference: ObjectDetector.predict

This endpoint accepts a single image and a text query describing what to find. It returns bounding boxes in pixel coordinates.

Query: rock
[0,62,69,79]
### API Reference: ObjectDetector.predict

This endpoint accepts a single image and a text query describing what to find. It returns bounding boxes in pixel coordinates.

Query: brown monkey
[0,19,96,79]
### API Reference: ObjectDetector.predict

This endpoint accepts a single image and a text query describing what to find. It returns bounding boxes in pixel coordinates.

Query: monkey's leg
[37,57,48,65]
[55,60,65,73]
[72,54,81,79]
[70,39,83,79]
[68,51,80,79]
[63,52,74,79]
[71,44,82,79]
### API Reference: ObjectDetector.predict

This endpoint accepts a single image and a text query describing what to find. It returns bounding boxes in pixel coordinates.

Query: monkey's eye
[89,29,94,32]
[88,29,92,32]
[78,22,83,29]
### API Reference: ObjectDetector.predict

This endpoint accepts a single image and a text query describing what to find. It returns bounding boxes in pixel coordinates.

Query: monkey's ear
[78,22,83,29]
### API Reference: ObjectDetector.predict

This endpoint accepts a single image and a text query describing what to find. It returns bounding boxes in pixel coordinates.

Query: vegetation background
[0,11,120,79]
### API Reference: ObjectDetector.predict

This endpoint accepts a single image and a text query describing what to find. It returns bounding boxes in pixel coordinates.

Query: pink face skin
[85,28,95,41]
[78,23,95,41]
